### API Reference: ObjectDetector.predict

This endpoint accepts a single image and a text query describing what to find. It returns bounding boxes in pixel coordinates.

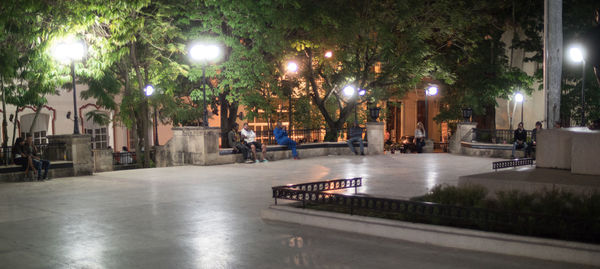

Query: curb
[261,205,600,267]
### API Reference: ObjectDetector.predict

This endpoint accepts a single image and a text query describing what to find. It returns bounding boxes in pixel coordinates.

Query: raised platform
[0,161,74,182]
[458,167,600,197]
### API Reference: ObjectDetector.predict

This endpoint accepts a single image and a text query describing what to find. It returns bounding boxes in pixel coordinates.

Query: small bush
[412,184,488,207]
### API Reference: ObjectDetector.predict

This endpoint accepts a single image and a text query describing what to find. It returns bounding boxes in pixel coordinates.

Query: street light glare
[286,62,298,73]
[426,86,438,96]
[569,47,584,63]
[514,92,524,103]
[343,85,356,97]
[190,44,220,62]
[324,51,333,58]
[144,85,155,96]
[51,40,86,63]
[358,89,366,96]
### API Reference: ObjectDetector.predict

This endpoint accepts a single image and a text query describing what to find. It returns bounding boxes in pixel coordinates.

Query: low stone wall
[47,134,93,176]
[93,149,114,173]
[460,142,525,159]
[537,127,600,175]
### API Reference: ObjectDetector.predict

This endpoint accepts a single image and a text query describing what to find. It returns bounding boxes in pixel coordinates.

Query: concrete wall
[47,134,93,176]
[537,127,600,175]
[93,149,114,173]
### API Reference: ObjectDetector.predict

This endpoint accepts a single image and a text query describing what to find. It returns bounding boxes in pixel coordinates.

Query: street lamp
[324,51,333,58]
[189,42,221,127]
[144,85,159,146]
[285,61,299,128]
[343,85,366,124]
[509,92,523,130]
[569,46,586,126]
[425,85,438,138]
[51,38,86,134]
[514,92,524,124]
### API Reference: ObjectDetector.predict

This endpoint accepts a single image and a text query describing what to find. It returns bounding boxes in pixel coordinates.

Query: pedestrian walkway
[0,154,590,268]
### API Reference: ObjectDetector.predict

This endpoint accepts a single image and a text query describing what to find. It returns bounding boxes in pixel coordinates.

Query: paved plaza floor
[0,154,593,268]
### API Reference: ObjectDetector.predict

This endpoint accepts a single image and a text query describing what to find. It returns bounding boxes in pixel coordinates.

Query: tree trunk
[28,104,43,136]
[219,90,238,148]
[1,77,8,147]
[12,108,18,145]
[130,41,151,168]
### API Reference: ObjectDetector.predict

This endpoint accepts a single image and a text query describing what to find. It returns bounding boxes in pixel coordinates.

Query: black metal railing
[272,179,599,243]
[493,158,534,170]
[0,143,67,166]
[113,152,137,165]
[472,129,533,144]
[224,128,348,147]
[272,177,362,205]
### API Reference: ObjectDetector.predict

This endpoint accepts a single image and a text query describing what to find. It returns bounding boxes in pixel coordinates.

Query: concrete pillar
[366,122,384,155]
[448,122,477,154]
[155,126,221,166]
[47,134,93,176]
[92,149,114,172]
[544,0,563,128]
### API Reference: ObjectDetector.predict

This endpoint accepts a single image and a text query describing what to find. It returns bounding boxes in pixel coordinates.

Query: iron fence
[272,179,599,244]
[472,129,533,144]
[113,152,136,165]
[0,143,67,166]
[492,158,534,170]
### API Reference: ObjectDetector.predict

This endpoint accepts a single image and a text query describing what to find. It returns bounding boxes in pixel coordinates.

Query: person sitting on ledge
[241,122,268,163]
[228,123,252,163]
[346,122,365,155]
[273,121,299,160]
[25,134,51,181]
[526,121,542,158]
[511,122,528,159]
[12,137,36,181]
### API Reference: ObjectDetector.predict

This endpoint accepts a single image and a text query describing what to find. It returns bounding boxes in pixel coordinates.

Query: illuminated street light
[324,51,333,58]
[286,61,298,73]
[189,42,222,127]
[515,92,524,124]
[424,85,439,139]
[51,37,86,134]
[343,85,356,97]
[568,45,587,126]
[144,85,159,146]
[358,88,366,96]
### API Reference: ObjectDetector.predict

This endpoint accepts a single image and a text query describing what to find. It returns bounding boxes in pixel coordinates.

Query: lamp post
[189,43,221,127]
[144,85,159,146]
[514,92,524,124]
[425,85,438,139]
[51,38,86,134]
[285,61,298,128]
[569,46,586,126]
[343,85,365,124]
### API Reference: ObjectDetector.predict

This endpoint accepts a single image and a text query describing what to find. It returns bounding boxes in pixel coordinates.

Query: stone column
[92,149,114,172]
[448,122,477,154]
[156,126,221,166]
[47,134,93,176]
[366,122,384,155]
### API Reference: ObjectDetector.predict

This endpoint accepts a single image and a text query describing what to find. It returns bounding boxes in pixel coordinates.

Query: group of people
[512,121,543,158]
[228,121,367,162]
[11,134,51,181]
[228,122,270,163]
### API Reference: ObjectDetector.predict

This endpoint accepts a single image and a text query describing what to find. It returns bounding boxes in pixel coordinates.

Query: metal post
[425,94,428,138]
[202,66,208,127]
[581,60,586,126]
[71,62,80,134]
[521,100,524,124]
[153,105,159,146]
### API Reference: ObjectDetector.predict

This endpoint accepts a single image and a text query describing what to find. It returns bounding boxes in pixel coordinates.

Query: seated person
[12,137,36,180]
[273,121,299,159]
[526,121,542,158]
[228,123,252,163]
[346,123,365,155]
[241,123,268,163]
[25,134,51,180]
[511,122,528,158]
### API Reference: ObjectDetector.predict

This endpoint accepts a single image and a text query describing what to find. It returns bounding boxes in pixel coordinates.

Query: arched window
[20,113,50,145]
[84,111,110,149]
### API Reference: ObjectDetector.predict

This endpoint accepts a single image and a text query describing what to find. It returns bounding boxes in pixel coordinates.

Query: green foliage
[412,184,488,207]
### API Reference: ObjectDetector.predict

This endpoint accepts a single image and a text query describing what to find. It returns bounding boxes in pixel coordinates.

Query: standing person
[346,123,365,155]
[526,121,542,158]
[228,123,252,163]
[273,121,299,159]
[24,134,51,180]
[12,137,36,181]
[241,123,268,163]
[511,122,528,158]
[413,122,426,153]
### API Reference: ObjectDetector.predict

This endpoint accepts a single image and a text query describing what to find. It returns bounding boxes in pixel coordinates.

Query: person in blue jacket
[273,121,299,159]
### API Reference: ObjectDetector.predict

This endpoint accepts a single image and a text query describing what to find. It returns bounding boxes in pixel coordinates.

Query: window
[20,113,50,145]
[83,110,110,149]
